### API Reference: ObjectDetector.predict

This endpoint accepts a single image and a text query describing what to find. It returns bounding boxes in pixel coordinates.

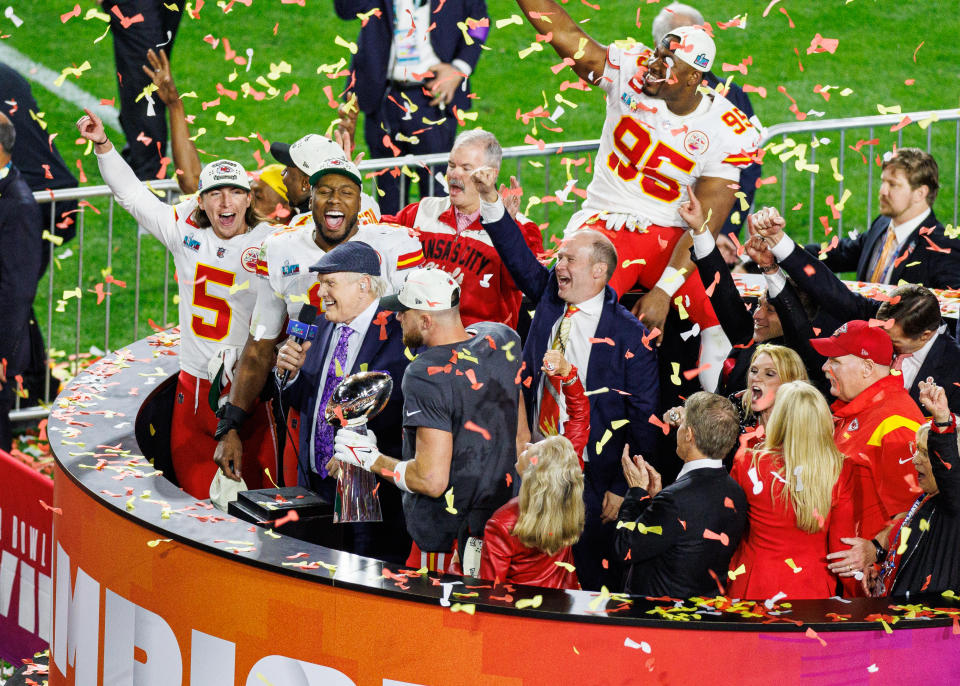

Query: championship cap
[809,320,894,366]
[308,241,381,277]
[381,268,460,312]
[309,155,363,188]
[270,134,342,176]
[667,25,715,73]
[197,159,250,193]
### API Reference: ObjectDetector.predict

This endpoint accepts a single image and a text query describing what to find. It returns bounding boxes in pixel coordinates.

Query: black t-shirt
[401,321,521,552]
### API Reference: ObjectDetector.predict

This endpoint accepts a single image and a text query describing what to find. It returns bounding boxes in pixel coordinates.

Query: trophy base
[228,487,343,548]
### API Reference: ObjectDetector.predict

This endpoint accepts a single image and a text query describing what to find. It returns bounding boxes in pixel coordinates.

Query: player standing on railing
[516,0,762,390]
[76,109,279,499]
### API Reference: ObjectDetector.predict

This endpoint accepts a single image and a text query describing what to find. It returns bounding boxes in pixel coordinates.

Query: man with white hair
[385,128,543,328]
[517,0,762,389]
[214,153,424,485]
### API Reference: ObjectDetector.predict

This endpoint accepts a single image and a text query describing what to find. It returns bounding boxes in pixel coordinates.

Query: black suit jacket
[805,209,960,289]
[779,241,960,407]
[334,0,488,114]
[615,466,747,597]
[282,303,410,484]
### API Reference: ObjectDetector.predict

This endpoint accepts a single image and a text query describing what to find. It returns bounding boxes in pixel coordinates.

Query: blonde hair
[758,381,844,533]
[741,343,808,421]
[512,436,585,554]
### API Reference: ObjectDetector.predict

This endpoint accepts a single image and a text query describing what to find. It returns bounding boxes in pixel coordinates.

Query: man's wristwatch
[214,402,251,441]
[758,264,779,274]
[871,538,887,564]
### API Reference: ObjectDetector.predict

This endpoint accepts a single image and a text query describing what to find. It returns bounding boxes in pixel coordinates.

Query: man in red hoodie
[810,320,925,585]
[383,129,543,329]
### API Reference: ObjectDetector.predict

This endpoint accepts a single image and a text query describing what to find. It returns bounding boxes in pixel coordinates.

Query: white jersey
[97,148,277,378]
[580,41,762,229]
[251,214,424,339]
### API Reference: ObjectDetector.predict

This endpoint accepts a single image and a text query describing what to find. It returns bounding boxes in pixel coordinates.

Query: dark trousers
[104,1,182,179]
[571,471,623,592]
[363,83,458,215]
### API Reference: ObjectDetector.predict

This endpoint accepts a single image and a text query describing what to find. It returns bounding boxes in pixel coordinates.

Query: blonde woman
[739,344,808,433]
[479,436,585,589]
[727,381,861,599]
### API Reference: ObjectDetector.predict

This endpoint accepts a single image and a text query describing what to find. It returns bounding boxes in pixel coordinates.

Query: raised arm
[142,48,201,193]
[516,0,606,84]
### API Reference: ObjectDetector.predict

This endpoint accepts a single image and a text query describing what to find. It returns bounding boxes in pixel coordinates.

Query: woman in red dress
[727,381,858,599]
[479,435,585,589]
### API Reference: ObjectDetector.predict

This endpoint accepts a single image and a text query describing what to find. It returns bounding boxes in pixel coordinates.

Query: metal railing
[10,108,960,423]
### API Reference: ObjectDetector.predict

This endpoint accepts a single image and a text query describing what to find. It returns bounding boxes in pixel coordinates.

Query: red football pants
[581,221,720,329]
[170,371,278,499]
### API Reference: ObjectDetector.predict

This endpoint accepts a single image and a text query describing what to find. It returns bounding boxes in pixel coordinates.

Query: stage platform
[45,331,960,685]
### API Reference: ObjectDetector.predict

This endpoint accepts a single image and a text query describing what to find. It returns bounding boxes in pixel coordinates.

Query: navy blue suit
[804,209,960,289]
[483,211,660,591]
[282,302,411,562]
[334,0,488,214]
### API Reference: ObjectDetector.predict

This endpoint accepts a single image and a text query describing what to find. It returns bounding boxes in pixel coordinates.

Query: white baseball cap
[197,159,250,193]
[289,134,344,178]
[308,155,363,187]
[381,268,460,312]
[667,26,715,73]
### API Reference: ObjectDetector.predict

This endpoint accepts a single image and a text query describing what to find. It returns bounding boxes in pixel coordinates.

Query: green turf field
[5,0,960,380]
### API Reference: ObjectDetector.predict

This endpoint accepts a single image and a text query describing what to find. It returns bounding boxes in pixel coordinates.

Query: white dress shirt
[899,324,945,390]
[677,458,725,480]
[307,298,381,470]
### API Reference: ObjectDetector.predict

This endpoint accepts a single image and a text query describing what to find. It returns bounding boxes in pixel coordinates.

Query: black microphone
[280,304,319,388]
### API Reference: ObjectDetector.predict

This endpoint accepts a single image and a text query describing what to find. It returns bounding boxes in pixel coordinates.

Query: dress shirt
[676,458,725,479]
[899,324,945,389]
[891,208,932,253]
[308,297,380,471]
[454,206,481,234]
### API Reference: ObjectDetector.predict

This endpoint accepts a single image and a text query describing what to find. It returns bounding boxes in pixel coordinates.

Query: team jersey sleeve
[599,43,623,97]
[249,237,289,340]
[373,224,425,292]
[96,146,182,250]
[702,104,763,182]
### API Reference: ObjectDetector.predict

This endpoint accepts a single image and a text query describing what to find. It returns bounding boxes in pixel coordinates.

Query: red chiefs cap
[809,320,894,366]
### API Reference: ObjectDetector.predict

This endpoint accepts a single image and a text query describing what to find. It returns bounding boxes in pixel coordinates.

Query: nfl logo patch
[217,247,226,258]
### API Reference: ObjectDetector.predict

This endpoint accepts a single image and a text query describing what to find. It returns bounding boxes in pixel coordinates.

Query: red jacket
[385,198,543,329]
[727,449,859,599]
[479,498,580,590]
[831,374,924,537]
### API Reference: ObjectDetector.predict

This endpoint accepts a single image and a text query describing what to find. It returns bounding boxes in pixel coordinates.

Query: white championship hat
[197,159,250,193]
[667,25,716,73]
[381,268,461,312]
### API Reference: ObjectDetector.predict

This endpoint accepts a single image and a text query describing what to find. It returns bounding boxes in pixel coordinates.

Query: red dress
[727,450,859,600]
[479,498,580,590]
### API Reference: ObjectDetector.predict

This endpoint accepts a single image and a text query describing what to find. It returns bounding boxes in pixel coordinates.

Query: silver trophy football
[325,371,393,523]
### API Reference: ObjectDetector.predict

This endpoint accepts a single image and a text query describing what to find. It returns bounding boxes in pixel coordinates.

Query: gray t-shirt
[401,321,521,552]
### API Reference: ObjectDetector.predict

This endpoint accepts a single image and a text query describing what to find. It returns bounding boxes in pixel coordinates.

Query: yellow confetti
[135,82,159,104]
[84,8,112,21]
[335,35,358,54]
[264,529,281,539]
[125,497,136,511]
[456,20,477,46]
[404,347,417,361]
[62,287,82,300]
[515,595,543,609]
[54,61,91,88]
[834,188,853,212]
[917,112,940,130]
[622,258,646,268]
[877,104,902,115]
[267,61,292,80]
[229,279,250,294]
[896,526,911,555]
[727,563,746,580]
[495,14,523,29]
[918,517,930,531]
[574,37,588,60]
[147,538,172,547]
[519,42,544,59]
[830,157,844,182]
[555,561,576,572]
[595,429,612,454]
[450,603,476,615]
[785,558,803,573]
[216,111,236,126]
[670,361,681,386]
[611,419,630,430]
[444,486,457,515]
[42,230,64,246]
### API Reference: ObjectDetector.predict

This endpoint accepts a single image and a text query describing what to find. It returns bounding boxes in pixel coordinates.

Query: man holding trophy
[332,268,525,575]
[276,241,412,563]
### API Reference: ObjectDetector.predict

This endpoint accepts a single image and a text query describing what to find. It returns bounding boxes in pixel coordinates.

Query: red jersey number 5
[192,263,234,340]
